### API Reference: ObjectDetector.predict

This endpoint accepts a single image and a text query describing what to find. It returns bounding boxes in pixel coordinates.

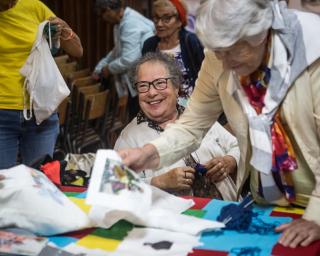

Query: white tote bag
[20,21,70,125]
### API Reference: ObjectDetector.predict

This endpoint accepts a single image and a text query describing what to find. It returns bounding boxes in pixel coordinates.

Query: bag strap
[23,78,33,120]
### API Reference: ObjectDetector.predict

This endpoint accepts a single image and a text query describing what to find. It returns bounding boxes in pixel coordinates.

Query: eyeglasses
[134,77,173,93]
[152,14,177,24]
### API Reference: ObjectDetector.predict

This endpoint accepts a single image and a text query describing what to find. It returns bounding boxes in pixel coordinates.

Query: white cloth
[0,165,92,236]
[110,227,202,256]
[115,121,239,201]
[86,150,224,235]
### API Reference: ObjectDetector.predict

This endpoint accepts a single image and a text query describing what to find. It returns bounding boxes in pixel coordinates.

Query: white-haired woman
[118,0,320,247]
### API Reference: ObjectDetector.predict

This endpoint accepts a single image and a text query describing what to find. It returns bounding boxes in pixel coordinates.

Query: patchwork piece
[46,194,320,256]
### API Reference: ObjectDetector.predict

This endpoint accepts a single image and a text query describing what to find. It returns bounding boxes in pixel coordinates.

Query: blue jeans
[0,110,59,169]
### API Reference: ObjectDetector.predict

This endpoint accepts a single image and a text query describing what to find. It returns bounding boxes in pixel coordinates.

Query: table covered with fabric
[49,190,320,256]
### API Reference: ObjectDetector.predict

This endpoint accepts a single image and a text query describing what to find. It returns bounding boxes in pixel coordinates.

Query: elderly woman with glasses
[119,0,320,247]
[142,0,204,106]
[114,52,239,200]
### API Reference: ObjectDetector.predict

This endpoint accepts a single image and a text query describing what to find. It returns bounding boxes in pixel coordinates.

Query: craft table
[49,188,320,256]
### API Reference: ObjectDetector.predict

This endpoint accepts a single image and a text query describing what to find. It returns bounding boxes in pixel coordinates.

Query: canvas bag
[20,21,70,125]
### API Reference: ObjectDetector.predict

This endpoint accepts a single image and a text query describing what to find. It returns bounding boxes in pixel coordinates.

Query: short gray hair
[130,52,183,90]
[196,0,273,49]
[95,0,123,10]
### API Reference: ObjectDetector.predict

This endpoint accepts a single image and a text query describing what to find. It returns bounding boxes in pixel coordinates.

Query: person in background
[92,0,154,120]
[142,0,204,107]
[119,0,320,248]
[115,52,239,200]
[0,0,83,170]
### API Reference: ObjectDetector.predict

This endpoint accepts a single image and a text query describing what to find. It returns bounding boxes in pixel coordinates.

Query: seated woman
[114,52,239,200]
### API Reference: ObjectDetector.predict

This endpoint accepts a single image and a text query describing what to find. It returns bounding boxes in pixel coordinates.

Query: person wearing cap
[142,0,204,107]
[119,0,320,247]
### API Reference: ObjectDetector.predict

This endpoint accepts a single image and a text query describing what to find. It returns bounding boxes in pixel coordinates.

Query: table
[49,189,320,256]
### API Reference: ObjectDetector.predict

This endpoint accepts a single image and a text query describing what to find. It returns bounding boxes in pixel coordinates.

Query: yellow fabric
[0,0,54,110]
[77,236,120,251]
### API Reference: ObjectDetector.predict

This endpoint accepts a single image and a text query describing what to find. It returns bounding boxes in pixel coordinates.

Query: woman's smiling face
[137,61,179,125]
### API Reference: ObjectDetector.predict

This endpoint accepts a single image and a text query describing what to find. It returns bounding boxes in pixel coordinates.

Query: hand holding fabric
[91,72,100,81]
[275,219,320,248]
[118,144,160,172]
[151,167,195,191]
[205,155,237,183]
[0,174,4,181]
[101,65,110,78]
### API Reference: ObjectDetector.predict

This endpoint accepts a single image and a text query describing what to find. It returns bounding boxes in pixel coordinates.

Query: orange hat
[169,0,187,27]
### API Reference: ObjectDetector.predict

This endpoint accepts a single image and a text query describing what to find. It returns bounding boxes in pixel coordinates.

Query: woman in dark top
[142,0,204,105]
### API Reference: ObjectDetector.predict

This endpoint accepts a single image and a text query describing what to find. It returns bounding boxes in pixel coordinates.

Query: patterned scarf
[228,0,320,205]
[240,38,297,202]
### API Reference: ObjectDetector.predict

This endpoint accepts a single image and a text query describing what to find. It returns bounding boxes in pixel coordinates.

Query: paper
[86,150,152,216]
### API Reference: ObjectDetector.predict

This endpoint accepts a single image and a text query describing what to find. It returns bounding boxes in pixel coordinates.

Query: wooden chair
[106,94,129,148]
[58,61,77,81]
[72,90,110,153]
[67,68,91,85]
[54,54,69,66]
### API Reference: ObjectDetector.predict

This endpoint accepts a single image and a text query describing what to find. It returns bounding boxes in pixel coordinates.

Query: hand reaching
[117,144,160,172]
[275,219,320,248]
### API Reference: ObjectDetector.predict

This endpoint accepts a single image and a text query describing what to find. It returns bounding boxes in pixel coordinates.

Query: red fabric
[272,241,320,256]
[169,0,187,26]
[40,161,61,185]
[188,249,228,256]
[59,185,87,193]
[182,196,211,210]
[270,211,302,220]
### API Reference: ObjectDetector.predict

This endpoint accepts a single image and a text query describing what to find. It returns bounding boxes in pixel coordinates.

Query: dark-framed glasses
[152,14,177,24]
[134,77,173,93]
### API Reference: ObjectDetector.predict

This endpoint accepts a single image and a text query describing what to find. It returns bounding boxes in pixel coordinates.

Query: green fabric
[91,220,134,241]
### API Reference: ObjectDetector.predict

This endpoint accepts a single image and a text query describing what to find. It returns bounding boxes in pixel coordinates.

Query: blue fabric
[198,200,291,256]
[0,110,59,169]
[142,28,204,89]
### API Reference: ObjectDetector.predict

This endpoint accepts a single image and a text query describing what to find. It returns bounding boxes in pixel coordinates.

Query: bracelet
[60,27,75,41]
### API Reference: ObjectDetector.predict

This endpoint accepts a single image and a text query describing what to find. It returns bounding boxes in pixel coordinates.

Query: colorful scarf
[240,39,297,202]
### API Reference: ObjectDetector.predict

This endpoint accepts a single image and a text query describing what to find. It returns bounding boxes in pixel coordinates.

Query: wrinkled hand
[118,144,159,172]
[101,65,110,79]
[205,155,237,183]
[152,167,195,191]
[91,72,100,81]
[48,16,72,40]
[275,219,320,248]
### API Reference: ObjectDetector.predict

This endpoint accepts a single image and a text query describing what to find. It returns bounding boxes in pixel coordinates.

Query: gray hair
[95,0,123,10]
[196,0,273,49]
[130,52,183,90]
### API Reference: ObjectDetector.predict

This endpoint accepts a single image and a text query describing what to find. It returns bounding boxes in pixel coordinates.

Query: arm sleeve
[108,24,143,74]
[150,50,225,167]
[303,58,320,225]
[94,51,114,74]
[35,0,55,21]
